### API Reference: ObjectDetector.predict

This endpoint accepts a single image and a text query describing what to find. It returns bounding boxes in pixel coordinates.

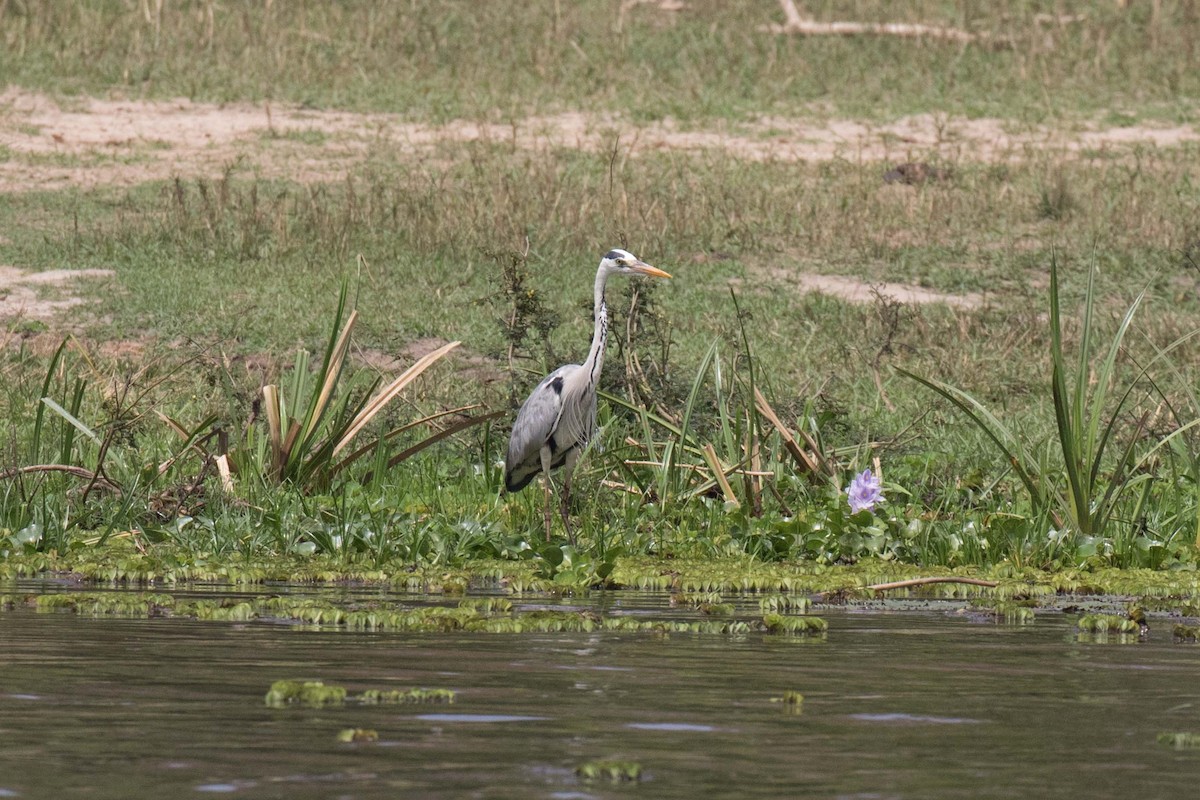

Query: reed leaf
[903,256,1153,540]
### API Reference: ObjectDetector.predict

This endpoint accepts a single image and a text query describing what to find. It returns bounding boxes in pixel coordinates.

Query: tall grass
[3,2,1198,121]
[900,257,1181,557]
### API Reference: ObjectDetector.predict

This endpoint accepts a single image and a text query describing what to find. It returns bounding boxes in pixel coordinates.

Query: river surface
[2,585,1200,799]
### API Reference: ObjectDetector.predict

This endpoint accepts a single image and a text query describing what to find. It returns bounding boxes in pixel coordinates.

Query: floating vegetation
[10,542,1200,606]
[1075,631,1139,645]
[336,728,379,743]
[10,589,829,638]
[1158,732,1200,750]
[359,688,456,704]
[760,594,812,614]
[265,680,348,707]
[576,760,642,783]
[456,598,513,614]
[697,603,735,617]
[770,691,804,714]
[762,614,828,635]
[1076,614,1140,634]
[670,591,723,607]
[33,591,175,617]
[978,602,1036,625]
[1173,624,1199,643]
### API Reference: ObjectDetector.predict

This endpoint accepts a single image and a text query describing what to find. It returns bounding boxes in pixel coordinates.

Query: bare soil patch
[356,338,505,386]
[791,273,985,309]
[2,88,1196,193]
[2,89,1192,314]
[738,264,986,309]
[0,265,114,320]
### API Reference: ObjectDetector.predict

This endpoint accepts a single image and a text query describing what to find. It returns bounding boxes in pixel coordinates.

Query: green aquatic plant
[1158,732,1200,750]
[358,688,456,704]
[982,602,1036,625]
[771,690,804,714]
[576,761,642,783]
[759,594,812,614]
[336,728,379,743]
[1173,624,1199,642]
[761,614,828,635]
[1076,614,1140,634]
[697,602,735,616]
[265,680,347,707]
[35,591,176,617]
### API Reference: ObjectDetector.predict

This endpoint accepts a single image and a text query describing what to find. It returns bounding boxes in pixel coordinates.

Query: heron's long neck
[583,265,609,387]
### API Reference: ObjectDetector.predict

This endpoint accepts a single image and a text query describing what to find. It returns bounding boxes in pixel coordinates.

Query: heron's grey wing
[551,367,598,455]
[504,365,577,492]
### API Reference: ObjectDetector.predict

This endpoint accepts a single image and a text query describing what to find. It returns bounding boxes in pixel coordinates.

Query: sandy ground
[3,88,1196,192]
[0,265,114,322]
[1,87,1197,319]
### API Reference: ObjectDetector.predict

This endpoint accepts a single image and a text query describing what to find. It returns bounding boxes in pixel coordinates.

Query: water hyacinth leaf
[264,679,347,707]
[358,688,456,704]
[1076,614,1139,633]
[1158,733,1200,750]
[771,690,804,714]
[576,761,642,783]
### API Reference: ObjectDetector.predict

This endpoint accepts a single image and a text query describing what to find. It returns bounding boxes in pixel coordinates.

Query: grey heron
[504,248,672,541]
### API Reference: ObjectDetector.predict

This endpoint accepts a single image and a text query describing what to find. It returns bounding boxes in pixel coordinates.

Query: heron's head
[600,248,672,279]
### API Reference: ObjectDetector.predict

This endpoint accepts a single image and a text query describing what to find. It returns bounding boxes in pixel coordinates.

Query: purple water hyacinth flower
[846,469,884,513]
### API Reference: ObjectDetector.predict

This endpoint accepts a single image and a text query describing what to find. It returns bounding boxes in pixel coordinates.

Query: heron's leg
[560,448,580,546]
[540,446,554,542]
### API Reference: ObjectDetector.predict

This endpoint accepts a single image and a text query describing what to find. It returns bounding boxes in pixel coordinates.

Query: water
[3,589,1200,798]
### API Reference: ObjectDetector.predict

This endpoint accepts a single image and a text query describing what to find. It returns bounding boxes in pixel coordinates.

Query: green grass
[2,143,1199,574]
[4,2,1200,581]
[2,1,1199,123]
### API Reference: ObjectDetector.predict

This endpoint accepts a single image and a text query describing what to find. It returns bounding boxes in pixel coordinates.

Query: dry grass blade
[701,443,740,507]
[155,410,192,442]
[754,388,825,476]
[302,308,358,445]
[215,454,234,492]
[334,403,483,471]
[332,339,461,457]
[262,383,284,474]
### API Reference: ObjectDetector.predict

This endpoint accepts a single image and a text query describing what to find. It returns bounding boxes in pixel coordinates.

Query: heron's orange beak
[631,261,672,279]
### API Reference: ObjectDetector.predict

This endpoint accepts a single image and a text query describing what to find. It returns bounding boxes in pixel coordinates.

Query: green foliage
[1076,614,1139,634]
[265,680,347,707]
[487,246,560,407]
[1157,732,1200,749]
[761,614,828,635]
[1173,624,1199,642]
[245,282,470,491]
[771,690,805,714]
[900,258,1160,557]
[358,688,456,705]
[7,3,1200,572]
[576,761,642,783]
[6,3,1200,123]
